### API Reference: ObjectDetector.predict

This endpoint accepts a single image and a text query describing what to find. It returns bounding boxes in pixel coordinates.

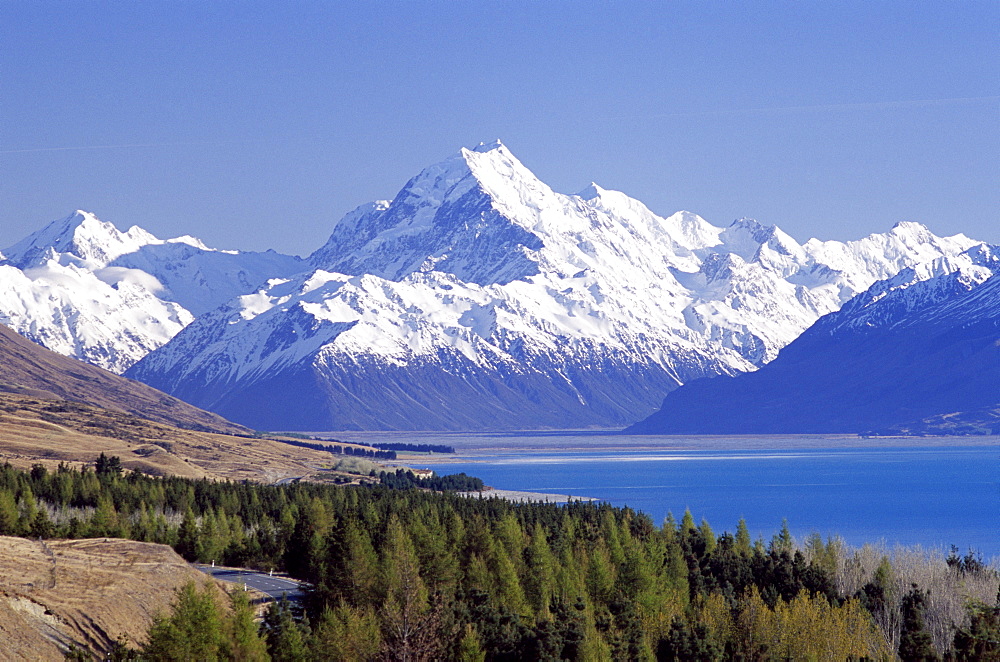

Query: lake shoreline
[317,430,1000,464]
[362,436,999,560]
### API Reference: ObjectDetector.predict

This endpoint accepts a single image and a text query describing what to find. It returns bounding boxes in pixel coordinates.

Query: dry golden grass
[0,535,226,659]
[0,392,337,483]
[0,323,247,436]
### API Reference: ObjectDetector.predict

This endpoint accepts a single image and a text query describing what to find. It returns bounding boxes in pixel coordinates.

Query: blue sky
[2,1,997,255]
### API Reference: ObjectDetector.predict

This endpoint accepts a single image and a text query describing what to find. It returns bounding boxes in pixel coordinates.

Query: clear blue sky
[2,1,997,256]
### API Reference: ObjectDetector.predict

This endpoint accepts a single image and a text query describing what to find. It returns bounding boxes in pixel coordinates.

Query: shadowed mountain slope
[628,251,1000,435]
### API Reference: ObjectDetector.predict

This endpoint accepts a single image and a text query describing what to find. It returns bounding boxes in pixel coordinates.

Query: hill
[0,391,335,482]
[0,322,341,481]
[0,322,245,435]
[0,535,224,659]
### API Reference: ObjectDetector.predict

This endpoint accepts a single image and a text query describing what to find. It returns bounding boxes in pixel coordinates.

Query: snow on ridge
[0,210,305,372]
[135,141,988,406]
[4,142,988,406]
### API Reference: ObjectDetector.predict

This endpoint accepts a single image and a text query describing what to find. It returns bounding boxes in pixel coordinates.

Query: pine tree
[222,589,269,661]
[176,507,202,561]
[379,515,443,660]
[524,522,556,616]
[899,585,940,661]
[143,581,223,661]
[734,519,752,556]
[262,599,309,662]
[455,623,486,662]
[311,603,381,661]
[0,488,18,535]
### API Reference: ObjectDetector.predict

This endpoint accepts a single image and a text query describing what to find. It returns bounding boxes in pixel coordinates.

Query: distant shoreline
[327,431,1000,464]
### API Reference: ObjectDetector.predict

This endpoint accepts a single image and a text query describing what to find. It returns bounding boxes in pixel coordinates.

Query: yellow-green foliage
[332,456,378,475]
[731,587,890,660]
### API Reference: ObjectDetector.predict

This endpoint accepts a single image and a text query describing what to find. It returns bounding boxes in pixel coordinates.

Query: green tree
[143,581,223,661]
[0,488,18,535]
[311,603,381,661]
[952,598,1000,661]
[379,515,444,660]
[95,452,123,477]
[899,585,940,661]
[524,523,556,615]
[455,623,486,662]
[222,589,269,661]
[262,599,309,662]
[734,518,752,556]
[89,494,120,537]
[176,507,202,561]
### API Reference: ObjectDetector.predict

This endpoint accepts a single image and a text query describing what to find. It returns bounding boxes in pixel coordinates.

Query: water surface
[329,432,1000,561]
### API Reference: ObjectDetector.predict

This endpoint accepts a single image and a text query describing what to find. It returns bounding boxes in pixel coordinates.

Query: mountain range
[628,246,1000,435]
[0,211,303,373]
[3,141,989,431]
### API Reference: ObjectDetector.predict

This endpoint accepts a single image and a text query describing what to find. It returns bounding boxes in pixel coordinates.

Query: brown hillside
[0,392,335,482]
[0,323,246,435]
[0,535,228,659]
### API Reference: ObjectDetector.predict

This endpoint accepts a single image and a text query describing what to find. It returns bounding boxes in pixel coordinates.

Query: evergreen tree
[262,599,309,662]
[95,453,123,477]
[143,581,223,661]
[898,585,940,662]
[311,603,381,661]
[0,488,19,535]
[455,623,486,662]
[223,589,269,661]
[734,518,752,556]
[176,507,202,561]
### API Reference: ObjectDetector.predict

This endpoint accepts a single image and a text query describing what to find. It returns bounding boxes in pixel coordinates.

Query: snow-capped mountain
[627,243,1000,434]
[126,141,981,430]
[0,211,304,373]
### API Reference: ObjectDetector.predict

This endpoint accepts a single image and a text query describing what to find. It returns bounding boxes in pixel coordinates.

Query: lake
[328,432,1000,563]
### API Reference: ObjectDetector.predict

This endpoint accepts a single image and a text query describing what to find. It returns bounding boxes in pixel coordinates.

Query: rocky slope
[0,536,222,659]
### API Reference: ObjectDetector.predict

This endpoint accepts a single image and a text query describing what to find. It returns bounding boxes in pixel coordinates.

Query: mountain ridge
[1,211,304,372]
[124,142,983,430]
[627,248,1000,435]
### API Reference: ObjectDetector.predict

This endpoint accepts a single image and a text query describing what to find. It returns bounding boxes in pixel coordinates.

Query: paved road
[195,565,306,602]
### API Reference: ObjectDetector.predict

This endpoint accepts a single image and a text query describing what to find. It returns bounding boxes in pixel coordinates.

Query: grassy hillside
[0,323,246,435]
[0,392,337,483]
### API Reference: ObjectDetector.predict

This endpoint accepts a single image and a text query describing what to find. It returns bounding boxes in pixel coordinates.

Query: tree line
[272,438,397,460]
[369,442,456,454]
[1,459,997,660]
[379,468,484,492]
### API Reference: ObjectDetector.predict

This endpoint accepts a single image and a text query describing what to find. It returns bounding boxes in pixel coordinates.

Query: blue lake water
[345,434,1000,562]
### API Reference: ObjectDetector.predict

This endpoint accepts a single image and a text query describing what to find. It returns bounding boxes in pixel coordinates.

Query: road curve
[195,564,306,602]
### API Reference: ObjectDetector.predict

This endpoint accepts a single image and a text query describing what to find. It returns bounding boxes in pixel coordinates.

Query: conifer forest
[2,460,998,660]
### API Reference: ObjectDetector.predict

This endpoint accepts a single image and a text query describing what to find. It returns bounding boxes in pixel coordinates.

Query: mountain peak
[310,141,555,285]
[3,210,159,269]
[471,139,504,153]
[891,220,928,232]
[729,216,772,235]
[576,182,605,200]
